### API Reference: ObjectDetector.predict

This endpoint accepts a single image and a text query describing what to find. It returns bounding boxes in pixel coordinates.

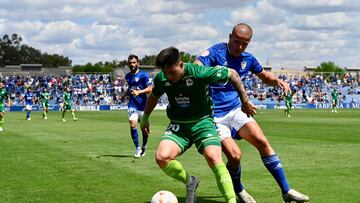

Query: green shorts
[161,117,221,154]
[63,103,73,111]
[42,102,48,108]
[285,102,292,109]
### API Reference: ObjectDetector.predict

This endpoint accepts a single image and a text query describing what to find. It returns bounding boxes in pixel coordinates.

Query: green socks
[162,160,236,203]
[161,160,189,184]
[0,117,4,127]
[212,162,236,203]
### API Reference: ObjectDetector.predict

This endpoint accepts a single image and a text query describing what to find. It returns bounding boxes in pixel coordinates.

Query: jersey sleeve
[151,73,165,98]
[196,47,217,66]
[188,63,229,83]
[250,56,263,74]
[143,72,153,87]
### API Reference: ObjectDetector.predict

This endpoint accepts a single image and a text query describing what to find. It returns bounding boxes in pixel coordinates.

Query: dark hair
[155,47,180,69]
[128,54,139,62]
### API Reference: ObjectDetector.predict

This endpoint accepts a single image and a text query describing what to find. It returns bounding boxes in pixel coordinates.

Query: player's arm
[132,86,153,97]
[228,69,257,117]
[257,70,290,95]
[140,93,159,134]
[7,95,11,106]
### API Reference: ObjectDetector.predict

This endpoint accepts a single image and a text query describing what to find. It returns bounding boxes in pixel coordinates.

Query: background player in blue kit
[196,23,309,203]
[23,87,35,121]
[122,54,153,158]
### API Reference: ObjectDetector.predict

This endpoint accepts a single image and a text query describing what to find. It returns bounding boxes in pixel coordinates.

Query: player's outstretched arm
[228,69,257,117]
[257,71,290,95]
[140,94,159,135]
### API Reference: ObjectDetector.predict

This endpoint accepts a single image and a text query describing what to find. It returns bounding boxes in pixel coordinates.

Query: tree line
[0,33,72,67]
[1,33,344,74]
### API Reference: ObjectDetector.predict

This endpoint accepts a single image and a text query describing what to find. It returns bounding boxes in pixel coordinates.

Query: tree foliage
[0,33,72,67]
[315,61,344,73]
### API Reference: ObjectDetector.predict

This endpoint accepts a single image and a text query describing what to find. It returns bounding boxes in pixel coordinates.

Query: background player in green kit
[141,47,256,203]
[331,88,339,113]
[62,87,78,122]
[284,91,293,118]
[40,88,50,119]
[0,81,11,132]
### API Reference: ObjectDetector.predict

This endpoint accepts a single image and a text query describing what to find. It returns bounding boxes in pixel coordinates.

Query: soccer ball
[151,190,178,203]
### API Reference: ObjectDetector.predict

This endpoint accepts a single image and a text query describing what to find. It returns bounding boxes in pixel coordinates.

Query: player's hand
[279,80,290,96]
[140,120,151,135]
[131,90,140,97]
[241,100,257,117]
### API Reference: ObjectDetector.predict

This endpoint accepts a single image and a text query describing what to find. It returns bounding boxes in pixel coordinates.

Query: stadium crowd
[0,72,359,106]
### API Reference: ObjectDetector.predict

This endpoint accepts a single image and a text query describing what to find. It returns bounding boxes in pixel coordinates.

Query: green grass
[0,109,360,202]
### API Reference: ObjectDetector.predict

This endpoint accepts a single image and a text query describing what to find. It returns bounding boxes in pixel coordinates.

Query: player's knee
[155,151,171,168]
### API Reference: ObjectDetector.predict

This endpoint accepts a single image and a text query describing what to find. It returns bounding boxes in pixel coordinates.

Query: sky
[1,0,359,70]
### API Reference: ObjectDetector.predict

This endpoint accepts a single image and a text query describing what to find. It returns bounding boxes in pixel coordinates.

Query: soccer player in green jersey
[0,81,11,132]
[284,90,293,118]
[141,47,256,203]
[62,87,78,122]
[40,88,50,119]
[331,88,339,113]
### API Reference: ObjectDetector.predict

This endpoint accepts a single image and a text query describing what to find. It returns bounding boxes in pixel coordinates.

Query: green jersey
[331,91,339,101]
[152,63,230,123]
[284,93,292,104]
[0,89,8,105]
[63,92,72,104]
[40,92,50,103]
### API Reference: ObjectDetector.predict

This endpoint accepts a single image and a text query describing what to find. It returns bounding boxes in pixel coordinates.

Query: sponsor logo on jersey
[186,78,193,86]
[200,50,209,57]
[241,61,247,69]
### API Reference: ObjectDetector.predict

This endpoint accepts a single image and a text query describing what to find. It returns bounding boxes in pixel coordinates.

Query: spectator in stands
[196,23,309,203]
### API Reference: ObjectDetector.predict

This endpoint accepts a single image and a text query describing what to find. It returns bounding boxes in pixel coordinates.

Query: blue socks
[26,111,31,119]
[262,154,290,194]
[130,128,139,148]
[227,162,244,193]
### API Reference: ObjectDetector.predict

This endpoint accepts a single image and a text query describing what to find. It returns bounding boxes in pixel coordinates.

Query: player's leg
[156,129,196,203]
[222,109,256,202]
[62,108,66,122]
[139,111,148,156]
[238,121,309,202]
[128,108,141,157]
[71,106,78,120]
[195,118,236,203]
[0,111,5,131]
[26,105,31,120]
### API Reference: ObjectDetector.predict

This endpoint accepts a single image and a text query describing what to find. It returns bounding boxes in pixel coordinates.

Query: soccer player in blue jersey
[122,54,153,158]
[196,23,309,203]
[23,87,35,121]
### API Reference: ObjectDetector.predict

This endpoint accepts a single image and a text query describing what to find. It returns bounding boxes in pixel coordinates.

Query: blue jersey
[25,92,33,105]
[125,70,152,111]
[197,42,263,117]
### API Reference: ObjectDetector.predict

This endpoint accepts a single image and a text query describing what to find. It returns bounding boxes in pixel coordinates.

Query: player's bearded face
[128,59,139,72]
[163,61,184,84]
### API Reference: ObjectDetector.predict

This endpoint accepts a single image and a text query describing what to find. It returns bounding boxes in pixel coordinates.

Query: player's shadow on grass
[97,154,134,158]
[144,195,224,203]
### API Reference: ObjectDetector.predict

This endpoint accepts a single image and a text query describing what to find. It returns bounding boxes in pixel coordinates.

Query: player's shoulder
[208,42,227,53]
[241,51,256,59]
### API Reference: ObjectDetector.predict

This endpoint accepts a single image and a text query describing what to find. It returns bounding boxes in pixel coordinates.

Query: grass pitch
[0,109,359,202]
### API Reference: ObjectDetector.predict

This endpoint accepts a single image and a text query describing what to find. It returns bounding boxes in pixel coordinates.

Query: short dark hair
[156,47,180,69]
[128,54,139,62]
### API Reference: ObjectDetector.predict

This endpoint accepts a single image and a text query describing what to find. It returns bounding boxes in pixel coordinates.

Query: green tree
[315,61,345,82]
